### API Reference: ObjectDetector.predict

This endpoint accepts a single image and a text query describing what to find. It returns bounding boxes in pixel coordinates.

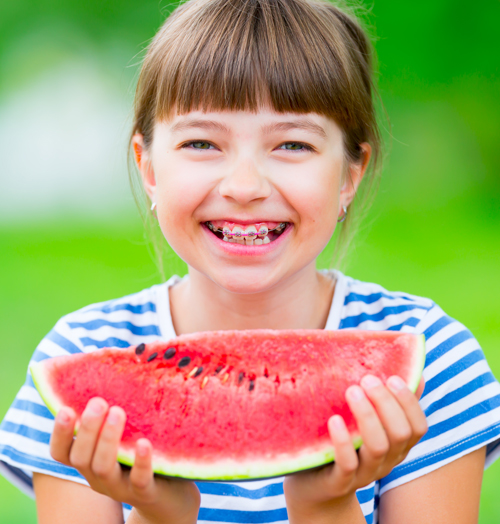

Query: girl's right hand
[50,397,200,524]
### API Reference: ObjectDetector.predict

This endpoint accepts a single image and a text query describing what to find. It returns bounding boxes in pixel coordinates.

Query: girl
[1,0,499,522]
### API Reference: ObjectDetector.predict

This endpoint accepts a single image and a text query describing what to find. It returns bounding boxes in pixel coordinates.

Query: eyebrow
[170,117,327,139]
[261,120,327,139]
[170,119,232,135]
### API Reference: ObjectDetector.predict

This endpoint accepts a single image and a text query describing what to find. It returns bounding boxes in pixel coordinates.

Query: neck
[169,263,336,334]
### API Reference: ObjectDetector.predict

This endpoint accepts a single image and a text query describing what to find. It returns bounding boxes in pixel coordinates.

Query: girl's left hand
[283,375,427,516]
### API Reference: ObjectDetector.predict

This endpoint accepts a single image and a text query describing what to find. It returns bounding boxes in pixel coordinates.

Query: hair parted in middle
[131,0,383,270]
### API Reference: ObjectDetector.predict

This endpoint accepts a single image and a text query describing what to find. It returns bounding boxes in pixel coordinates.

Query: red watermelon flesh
[30,329,425,480]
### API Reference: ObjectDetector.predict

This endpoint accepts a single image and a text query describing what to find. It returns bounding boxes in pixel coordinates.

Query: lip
[201,222,293,256]
[205,218,287,226]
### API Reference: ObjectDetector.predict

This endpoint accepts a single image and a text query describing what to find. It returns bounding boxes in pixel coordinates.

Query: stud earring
[337,205,348,223]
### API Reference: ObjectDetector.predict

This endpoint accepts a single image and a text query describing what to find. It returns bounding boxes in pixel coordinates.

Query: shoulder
[339,273,436,333]
[34,277,180,361]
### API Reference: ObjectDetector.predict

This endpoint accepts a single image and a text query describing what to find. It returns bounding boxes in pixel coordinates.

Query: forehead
[159,109,342,140]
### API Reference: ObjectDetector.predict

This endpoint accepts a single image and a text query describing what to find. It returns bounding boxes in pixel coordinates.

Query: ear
[339,143,372,207]
[132,134,156,201]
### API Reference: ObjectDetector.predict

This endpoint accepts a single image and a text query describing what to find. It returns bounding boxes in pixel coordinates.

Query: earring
[150,202,156,212]
[337,205,347,223]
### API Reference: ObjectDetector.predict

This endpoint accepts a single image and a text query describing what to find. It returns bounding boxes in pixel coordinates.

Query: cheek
[153,158,214,237]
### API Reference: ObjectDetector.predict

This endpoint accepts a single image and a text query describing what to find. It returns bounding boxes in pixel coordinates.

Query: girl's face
[136,108,369,294]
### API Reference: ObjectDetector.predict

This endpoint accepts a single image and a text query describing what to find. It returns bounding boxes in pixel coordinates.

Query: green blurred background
[0,0,499,522]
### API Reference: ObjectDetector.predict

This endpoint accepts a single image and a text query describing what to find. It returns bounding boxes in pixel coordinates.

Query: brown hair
[130,0,383,274]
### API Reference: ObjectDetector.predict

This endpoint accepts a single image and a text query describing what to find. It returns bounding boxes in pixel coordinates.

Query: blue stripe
[363,511,373,524]
[339,304,428,329]
[26,375,36,389]
[386,317,421,331]
[0,460,33,488]
[425,330,475,367]
[424,372,496,417]
[12,399,53,419]
[380,421,500,489]
[80,337,131,349]
[0,422,51,445]
[423,315,455,340]
[196,481,284,499]
[421,395,500,444]
[422,350,485,398]
[356,484,375,504]
[68,320,160,337]
[31,350,50,362]
[0,445,84,479]
[89,302,156,315]
[344,292,418,305]
[198,507,288,523]
[46,330,82,354]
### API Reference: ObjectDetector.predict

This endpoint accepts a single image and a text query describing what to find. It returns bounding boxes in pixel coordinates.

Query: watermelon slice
[30,329,425,480]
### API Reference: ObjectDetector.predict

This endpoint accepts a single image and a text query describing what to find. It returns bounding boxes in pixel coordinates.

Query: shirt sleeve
[0,317,90,498]
[379,304,500,495]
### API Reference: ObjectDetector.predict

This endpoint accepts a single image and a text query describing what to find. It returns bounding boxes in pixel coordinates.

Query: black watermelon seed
[135,343,146,355]
[215,365,224,374]
[194,366,204,377]
[147,352,158,362]
[163,347,176,360]
[178,356,191,368]
[238,372,245,384]
[249,380,255,392]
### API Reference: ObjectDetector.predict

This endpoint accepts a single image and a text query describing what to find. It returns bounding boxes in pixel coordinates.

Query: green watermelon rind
[116,437,364,481]
[28,333,426,481]
[30,361,65,419]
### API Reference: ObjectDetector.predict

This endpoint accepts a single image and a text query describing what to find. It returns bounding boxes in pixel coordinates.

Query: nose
[218,157,272,205]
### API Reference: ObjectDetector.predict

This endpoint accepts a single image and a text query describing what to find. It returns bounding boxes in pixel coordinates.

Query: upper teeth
[209,223,286,237]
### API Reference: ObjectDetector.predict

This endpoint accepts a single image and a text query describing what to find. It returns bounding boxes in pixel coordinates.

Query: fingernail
[107,408,121,425]
[330,415,345,431]
[86,398,105,416]
[347,385,365,401]
[361,375,382,389]
[387,375,407,391]
[57,409,70,425]
[137,440,149,457]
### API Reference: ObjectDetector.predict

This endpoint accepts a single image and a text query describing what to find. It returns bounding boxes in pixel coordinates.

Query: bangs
[139,0,372,133]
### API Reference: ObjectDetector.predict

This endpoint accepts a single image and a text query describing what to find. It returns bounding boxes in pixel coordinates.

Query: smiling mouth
[205,221,289,245]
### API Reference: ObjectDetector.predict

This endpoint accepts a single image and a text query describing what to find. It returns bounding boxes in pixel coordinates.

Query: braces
[206,222,287,238]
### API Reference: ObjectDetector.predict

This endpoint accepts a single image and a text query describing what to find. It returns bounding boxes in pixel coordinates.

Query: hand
[50,397,200,524]
[284,375,427,516]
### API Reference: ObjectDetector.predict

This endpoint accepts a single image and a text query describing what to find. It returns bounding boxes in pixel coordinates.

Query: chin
[208,265,286,295]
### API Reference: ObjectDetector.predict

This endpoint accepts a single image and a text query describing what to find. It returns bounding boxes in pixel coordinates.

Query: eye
[182,141,216,150]
[276,142,314,152]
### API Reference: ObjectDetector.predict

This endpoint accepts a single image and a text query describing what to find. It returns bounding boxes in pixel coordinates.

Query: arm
[33,473,124,524]
[379,446,485,524]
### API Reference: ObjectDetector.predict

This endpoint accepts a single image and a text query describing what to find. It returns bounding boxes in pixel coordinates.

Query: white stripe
[17,385,46,404]
[200,493,286,511]
[423,337,481,381]
[420,359,492,411]
[4,408,55,432]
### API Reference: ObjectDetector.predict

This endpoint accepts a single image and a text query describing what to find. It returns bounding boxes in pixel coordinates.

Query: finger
[386,375,428,450]
[325,415,359,495]
[129,439,154,493]
[361,375,412,449]
[91,406,127,485]
[69,397,108,475]
[346,385,389,482]
[50,407,77,465]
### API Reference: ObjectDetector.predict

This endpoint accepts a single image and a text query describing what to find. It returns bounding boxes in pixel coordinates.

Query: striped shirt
[1,270,500,523]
